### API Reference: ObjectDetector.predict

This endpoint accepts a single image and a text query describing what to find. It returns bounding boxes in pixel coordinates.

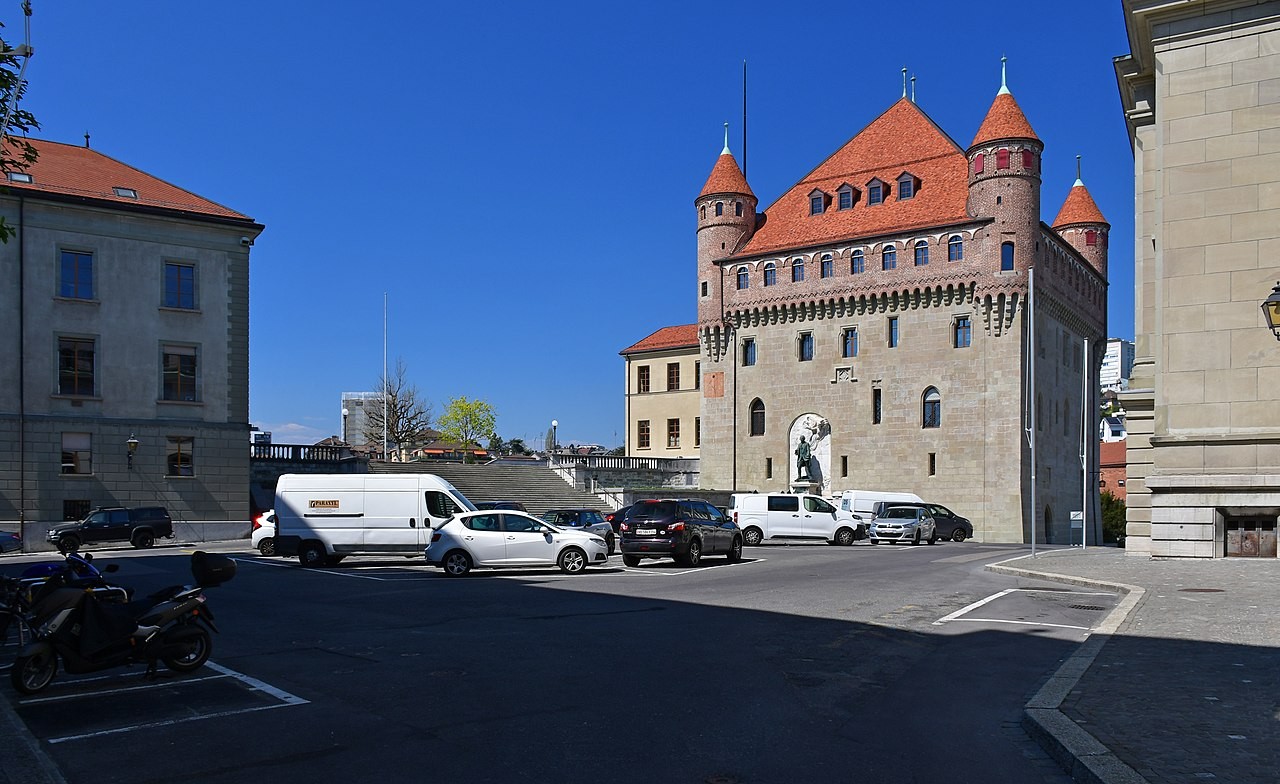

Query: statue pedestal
[791,480,819,495]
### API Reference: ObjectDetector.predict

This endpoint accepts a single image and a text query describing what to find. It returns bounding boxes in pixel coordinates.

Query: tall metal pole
[1081,337,1089,550]
[382,292,388,460]
[1025,267,1037,557]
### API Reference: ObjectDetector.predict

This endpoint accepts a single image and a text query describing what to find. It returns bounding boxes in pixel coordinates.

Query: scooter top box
[191,552,236,587]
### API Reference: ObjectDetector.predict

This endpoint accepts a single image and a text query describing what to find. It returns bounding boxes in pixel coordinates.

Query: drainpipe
[17,194,25,539]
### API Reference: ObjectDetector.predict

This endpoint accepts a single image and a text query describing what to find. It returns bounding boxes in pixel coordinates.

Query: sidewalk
[990,548,1280,784]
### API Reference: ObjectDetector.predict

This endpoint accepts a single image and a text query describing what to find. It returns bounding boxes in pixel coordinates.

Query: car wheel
[622,554,641,567]
[558,547,587,574]
[927,529,938,545]
[606,534,616,556]
[727,536,743,562]
[833,527,855,546]
[742,527,763,546]
[10,646,57,695]
[58,536,80,555]
[257,538,276,557]
[442,550,472,577]
[132,530,155,549]
[951,529,967,543]
[298,541,327,568]
[681,539,702,567]
[911,530,921,546]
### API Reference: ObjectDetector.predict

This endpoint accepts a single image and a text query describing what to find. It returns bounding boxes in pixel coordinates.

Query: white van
[839,489,924,521]
[730,492,863,546]
[274,473,476,567]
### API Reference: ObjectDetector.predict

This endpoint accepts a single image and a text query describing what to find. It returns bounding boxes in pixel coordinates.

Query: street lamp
[551,419,558,453]
[1262,282,1280,340]
[341,408,349,442]
[126,434,139,470]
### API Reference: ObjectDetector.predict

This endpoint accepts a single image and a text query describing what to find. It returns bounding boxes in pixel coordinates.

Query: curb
[0,677,66,784]
[986,554,1150,784]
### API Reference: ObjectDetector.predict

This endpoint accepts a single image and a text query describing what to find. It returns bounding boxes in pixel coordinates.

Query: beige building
[0,139,264,541]
[1116,0,1280,558]
[620,325,701,458]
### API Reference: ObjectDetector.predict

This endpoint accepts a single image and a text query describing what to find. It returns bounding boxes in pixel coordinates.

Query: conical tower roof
[698,150,753,200]
[971,92,1039,147]
[1053,180,1109,228]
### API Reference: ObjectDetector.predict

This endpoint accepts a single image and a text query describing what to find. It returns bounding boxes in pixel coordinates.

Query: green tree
[363,358,432,456]
[1101,490,1126,546]
[0,16,40,244]
[507,438,529,456]
[437,397,497,464]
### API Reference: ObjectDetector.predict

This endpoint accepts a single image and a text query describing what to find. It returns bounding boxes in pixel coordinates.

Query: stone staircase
[367,461,612,516]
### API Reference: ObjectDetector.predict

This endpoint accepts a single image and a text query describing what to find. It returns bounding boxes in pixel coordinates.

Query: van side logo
[309,500,340,509]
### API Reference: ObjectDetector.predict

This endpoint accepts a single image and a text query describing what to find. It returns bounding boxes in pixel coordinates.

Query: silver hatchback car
[870,505,938,545]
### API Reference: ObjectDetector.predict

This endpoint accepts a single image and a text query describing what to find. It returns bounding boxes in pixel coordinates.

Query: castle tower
[967,59,1042,276]
[695,124,756,356]
[1052,161,1110,277]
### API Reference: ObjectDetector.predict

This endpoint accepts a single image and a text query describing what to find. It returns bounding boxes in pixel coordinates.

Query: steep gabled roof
[736,99,969,257]
[698,151,754,200]
[620,324,699,356]
[970,92,1039,147]
[4,138,255,222]
[1053,180,1109,228]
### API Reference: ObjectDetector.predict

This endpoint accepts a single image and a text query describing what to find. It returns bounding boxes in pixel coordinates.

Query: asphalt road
[1,540,1118,784]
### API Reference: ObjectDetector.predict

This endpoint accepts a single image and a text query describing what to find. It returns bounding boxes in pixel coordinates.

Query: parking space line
[933,588,1117,628]
[18,674,227,705]
[933,588,1017,625]
[205,661,309,704]
[47,702,295,744]
[232,557,428,581]
[619,558,767,577]
[941,617,1091,631]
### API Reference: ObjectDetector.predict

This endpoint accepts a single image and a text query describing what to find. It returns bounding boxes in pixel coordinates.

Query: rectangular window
[997,148,1010,169]
[799,332,814,362]
[63,499,91,522]
[872,388,883,425]
[821,257,833,278]
[851,253,865,274]
[700,281,708,297]
[164,262,196,309]
[842,327,858,358]
[888,317,899,349]
[61,432,92,475]
[1022,149,1035,170]
[810,194,824,215]
[954,316,972,348]
[929,452,937,476]
[694,361,701,389]
[742,338,756,367]
[973,153,984,175]
[162,345,199,401]
[667,418,680,448]
[838,190,852,210]
[869,183,883,205]
[59,249,94,299]
[841,455,848,477]
[58,337,95,396]
[899,178,914,199]
[667,362,680,391]
[637,420,650,449]
[166,436,195,477]
[765,457,773,479]
[637,365,650,394]
[882,248,896,270]
[695,417,700,447]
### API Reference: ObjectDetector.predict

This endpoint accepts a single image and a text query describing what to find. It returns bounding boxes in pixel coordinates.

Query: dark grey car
[619,499,743,567]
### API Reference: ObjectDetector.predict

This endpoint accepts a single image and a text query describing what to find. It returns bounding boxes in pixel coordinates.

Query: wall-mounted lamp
[1261,281,1280,341]
[126,433,139,470]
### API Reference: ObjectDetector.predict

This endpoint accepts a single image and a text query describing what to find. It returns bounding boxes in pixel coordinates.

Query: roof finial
[722,122,730,155]
[901,67,908,98]
[83,131,90,149]
[1075,154,1084,186]
[910,75,916,103]
[998,55,1010,95]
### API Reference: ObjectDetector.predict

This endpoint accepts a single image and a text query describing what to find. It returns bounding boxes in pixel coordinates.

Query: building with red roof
[693,66,1108,544]
[0,137,264,539]
[620,325,702,457]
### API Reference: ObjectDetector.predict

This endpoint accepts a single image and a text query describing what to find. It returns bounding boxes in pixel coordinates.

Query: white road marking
[933,588,1117,628]
[18,674,227,705]
[47,703,295,744]
[934,588,1018,625]
[941,617,1092,631]
[205,661,309,704]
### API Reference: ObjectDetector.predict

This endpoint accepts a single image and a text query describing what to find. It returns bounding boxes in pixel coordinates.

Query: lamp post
[1262,282,1280,340]
[341,408,349,443]
[126,434,139,471]
[551,419,558,454]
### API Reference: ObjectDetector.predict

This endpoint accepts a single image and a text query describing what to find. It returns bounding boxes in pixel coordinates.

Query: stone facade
[694,87,1108,544]
[1116,0,1280,558]
[0,140,263,545]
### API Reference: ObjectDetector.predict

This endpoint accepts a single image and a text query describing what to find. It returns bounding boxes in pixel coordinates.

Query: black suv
[47,507,174,553]
[619,499,742,567]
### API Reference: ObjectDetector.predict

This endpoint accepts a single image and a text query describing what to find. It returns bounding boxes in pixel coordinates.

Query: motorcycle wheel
[162,626,212,673]
[11,646,58,694]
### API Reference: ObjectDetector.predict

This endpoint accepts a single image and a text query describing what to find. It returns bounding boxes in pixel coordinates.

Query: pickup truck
[47,506,174,552]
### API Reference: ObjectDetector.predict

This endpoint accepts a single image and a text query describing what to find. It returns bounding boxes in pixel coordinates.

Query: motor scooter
[9,551,235,695]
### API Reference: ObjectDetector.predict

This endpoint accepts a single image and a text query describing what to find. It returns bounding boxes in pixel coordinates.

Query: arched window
[763,262,777,287]
[882,246,897,271]
[749,399,765,436]
[922,387,941,429]
[1001,242,1014,271]
[913,240,929,266]
[792,258,805,282]
[948,235,963,261]
[735,201,743,217]
[821,254,833,278]
[700,205,706,220]
[715,201,724,216]
[972,153,984,175]
[851,250,865,274]
[736,266,749,290]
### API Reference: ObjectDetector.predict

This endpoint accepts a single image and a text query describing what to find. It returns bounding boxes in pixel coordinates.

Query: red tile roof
[971,92,1039,147]
[1052,182,1109,227]
[735,99,970,257]
[620,324,699,355]
[4,138,255,222]
[1099,439,1126,467]
[698,151,753,199]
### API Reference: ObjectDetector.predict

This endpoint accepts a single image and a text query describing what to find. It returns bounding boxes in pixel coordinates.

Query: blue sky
[23,1,1135,448]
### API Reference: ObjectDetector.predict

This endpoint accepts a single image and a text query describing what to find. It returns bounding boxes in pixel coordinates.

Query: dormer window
[809,190,829,216]
[113,186,138,199]
[897,173,919,200]
[6,171,32,183]
[837,184,857,210]
[867,179,887,205]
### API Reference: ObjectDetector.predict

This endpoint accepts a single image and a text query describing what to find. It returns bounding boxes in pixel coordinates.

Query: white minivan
[839,489,925,521]
[730,492,863,546]
[274,473,476,567]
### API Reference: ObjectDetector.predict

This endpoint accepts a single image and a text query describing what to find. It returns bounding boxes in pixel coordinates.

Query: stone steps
[367,461,613,516]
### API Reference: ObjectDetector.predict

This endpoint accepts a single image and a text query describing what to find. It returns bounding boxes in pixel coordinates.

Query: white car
[425,510,609,577]
[252,510,276,556]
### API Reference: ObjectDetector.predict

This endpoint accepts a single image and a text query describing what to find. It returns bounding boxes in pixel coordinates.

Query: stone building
[1116,0,1280,558]
[0,139,263,540]
[695,73,1109,544]
[620,325,701,458]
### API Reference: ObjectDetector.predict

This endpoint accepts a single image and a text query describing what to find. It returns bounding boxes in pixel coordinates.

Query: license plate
[637,528,656,535]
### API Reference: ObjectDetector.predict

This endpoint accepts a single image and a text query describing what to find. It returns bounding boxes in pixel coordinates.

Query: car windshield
[881,507,918,519]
